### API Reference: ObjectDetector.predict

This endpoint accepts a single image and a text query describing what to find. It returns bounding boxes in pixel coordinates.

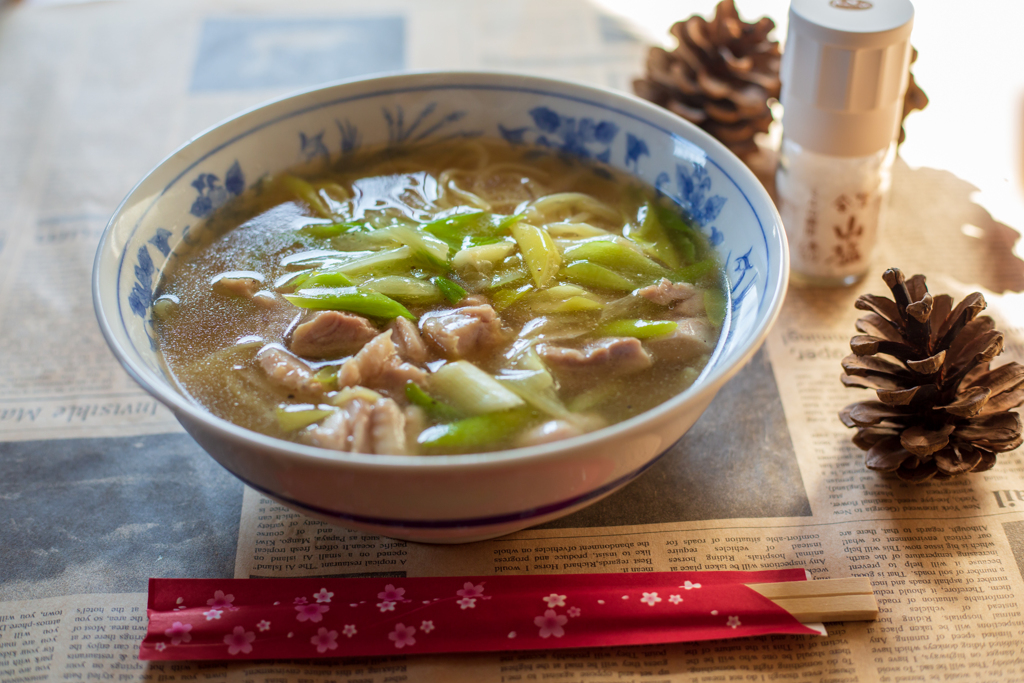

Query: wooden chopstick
[746,577,878,623]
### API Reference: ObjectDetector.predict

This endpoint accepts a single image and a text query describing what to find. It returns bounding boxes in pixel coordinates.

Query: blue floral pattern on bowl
[383,102,472,146]
[190,161,245,218]
[499,106,618,163]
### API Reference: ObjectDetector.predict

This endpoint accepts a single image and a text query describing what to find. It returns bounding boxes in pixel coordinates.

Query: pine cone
[633,0,780,159]
[839,268,1024,482]
[898,47,929,145]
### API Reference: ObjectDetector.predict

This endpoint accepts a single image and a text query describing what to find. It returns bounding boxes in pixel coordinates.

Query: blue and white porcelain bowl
[93,72,788,543]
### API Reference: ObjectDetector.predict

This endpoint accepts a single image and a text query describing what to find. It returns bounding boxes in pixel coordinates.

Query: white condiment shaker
[776,0,915,287]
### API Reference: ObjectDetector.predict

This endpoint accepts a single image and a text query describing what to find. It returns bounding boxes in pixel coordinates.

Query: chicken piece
[645,317,718,363]
[516,413,607,447]
[213,275,262,299]
[253,293,303,347]
[403,404,427,451]
[420,304,504,359]
[257,345,323,399]
[536,337,652,380]
[517,419,584,447]
[386,316,429,364]
[371,398,408,455]
[289,310,378,359]
[213,274,286,312]
[458,294,491,306]
[252,290,291,310]
[337,329,427,394]
[636,278,704,317]
[303,396,409,455]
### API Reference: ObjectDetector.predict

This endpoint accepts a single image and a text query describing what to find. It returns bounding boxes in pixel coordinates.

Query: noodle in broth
[153,140,726,455]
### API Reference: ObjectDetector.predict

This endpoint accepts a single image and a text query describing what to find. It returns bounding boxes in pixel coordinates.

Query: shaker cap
[780,0,914,156]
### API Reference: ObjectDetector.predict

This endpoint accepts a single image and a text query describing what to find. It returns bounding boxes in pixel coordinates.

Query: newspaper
[2,0,1024,681]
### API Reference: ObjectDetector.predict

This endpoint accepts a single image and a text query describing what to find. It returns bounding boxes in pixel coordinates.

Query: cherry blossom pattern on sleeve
[457,582,485,599]
[378,583,409,612]
[640,592,662,606]
[531,590,583,639]
[535,610,567,639]
[311,627,339,653]
[295,599,329,623]
[456,581,489,609]
[294,593,329,626]
[224,626,255,655]
[378,584,407,602]
[164,622,192,646]
[207,590,239,612]
[389,623,416,649]
[543,593,566,608]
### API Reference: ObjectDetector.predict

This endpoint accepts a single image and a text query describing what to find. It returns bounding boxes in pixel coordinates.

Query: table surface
[1,1,1023,682]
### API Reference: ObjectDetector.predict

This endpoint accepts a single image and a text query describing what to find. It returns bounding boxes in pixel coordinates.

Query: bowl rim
[93,69,789,471]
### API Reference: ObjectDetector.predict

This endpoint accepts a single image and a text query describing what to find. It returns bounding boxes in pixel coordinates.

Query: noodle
[442,174,491,210]
[153,139,726,455]
[523,192,623,226]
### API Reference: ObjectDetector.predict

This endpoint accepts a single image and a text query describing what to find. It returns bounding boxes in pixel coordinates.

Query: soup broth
[154,140,726,455]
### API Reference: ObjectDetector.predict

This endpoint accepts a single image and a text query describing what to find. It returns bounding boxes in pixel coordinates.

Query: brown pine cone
[634,0,780,158]
[839,269,1024,482]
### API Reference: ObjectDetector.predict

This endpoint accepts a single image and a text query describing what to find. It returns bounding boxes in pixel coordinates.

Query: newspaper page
[2,1,1024,682]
